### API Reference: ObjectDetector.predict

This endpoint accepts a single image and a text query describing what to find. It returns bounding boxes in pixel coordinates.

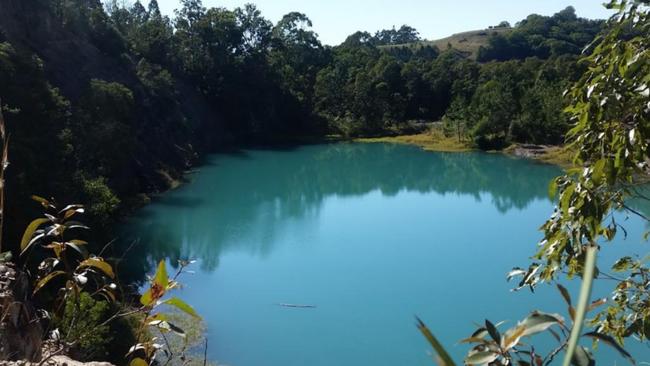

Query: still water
[119,143,648,366]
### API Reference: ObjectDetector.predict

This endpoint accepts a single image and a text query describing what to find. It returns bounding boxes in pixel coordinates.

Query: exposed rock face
[0,263,43,361]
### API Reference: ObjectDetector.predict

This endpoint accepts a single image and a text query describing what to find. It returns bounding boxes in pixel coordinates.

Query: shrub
[53,292,112,361]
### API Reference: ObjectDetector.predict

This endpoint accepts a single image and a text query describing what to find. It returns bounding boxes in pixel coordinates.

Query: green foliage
[131,260,201,366]
[21,197,116,305]
[80,176,120,225]
[513,0,650,347]
[315,30,583,142]
[0,1,611,246]
[421,248,634,366]
[419,2,649,364]
[477,7,603,62]
[53,292,112,361]
[16,195,200,365]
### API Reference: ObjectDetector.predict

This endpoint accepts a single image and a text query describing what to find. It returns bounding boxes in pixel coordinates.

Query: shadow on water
[116,142,563,283]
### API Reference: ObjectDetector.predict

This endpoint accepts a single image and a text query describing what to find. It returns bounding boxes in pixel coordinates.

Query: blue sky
[152,0,614,45]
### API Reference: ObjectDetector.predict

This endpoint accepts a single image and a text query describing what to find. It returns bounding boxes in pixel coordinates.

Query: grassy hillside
[382,27,512,59]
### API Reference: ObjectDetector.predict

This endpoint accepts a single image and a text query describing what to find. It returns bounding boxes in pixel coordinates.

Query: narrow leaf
[588,298,607,312]
[465,351,499,365]
[31,195,54,209]
[583,332,635,364]
[416,316,456,366]
[154,260,168,290]
[140,288,153,307]
[557,284,572,306]
[485,319,501,343]
[519,311,565,337]
[78,258,115,278]
[33,271,66,294]
[20,218,49,251]
[163,297,200,318]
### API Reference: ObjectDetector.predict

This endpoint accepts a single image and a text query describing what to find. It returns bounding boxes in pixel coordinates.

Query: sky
[152,0,615,46]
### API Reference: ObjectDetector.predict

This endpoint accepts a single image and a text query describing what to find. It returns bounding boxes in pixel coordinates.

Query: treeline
[314,6,601,146]
[0,0,603,241]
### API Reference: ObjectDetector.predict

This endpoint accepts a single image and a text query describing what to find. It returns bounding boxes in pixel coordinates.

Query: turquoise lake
[119,143,648,366]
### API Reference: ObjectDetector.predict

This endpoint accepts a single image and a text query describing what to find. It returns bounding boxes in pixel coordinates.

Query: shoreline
[353,132,574,168]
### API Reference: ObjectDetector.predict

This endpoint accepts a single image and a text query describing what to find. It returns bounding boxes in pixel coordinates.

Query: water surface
[120,143,648,365]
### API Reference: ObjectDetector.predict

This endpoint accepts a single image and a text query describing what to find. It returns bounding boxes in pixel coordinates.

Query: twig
[276,303,316,308]
[203,338,208,366]
[622,203,650,223]
[98,238,117,257]
[160,330,174,366]
[543,338,568,366]
[38,346,66,366]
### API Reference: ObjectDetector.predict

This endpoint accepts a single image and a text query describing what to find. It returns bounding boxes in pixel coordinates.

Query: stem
[561,246,597,366]
[0,102,7,254]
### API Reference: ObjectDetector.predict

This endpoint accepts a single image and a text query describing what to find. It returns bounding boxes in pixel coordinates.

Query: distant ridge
[381,27,512,59]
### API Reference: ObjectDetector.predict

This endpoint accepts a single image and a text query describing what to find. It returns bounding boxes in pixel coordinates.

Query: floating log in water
[276,303,317,309]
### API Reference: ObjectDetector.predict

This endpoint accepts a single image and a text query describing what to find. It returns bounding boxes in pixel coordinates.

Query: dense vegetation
[419,1,650,365]
[1,0,649,365]
[0,0,605,241]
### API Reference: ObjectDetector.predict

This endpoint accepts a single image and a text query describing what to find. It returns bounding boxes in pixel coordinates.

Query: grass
[357,129,576,168]
[503,144,576,168]
[355,129,474,152]
[534,146,575,167]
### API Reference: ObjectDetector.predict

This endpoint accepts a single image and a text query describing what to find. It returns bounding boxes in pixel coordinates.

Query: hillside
[381,27,512,59]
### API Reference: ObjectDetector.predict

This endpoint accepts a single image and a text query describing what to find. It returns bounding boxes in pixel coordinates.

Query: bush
[81,176,120,226]
[53,292,112,361]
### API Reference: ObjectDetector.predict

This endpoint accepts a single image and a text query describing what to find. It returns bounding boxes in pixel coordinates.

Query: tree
[147,0,161,18]
[270,12,326,108]
[174,0,204,28]
[235,4,272,56]
[373,25,420,45]
[518,0,650,345]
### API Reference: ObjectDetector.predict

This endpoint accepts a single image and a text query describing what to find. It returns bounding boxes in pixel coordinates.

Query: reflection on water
[116,143,648,366]
[118,143,560,279]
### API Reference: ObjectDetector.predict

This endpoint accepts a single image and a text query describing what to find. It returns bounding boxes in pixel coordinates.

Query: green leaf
[560,184,575,214]
[591,159,606,185]
[154,260,168,290]
[416,316,456,366]
[164,297,200,318]
[501,325,526,351]
[129,358,148,366]
[78,258,115,278]
[582,332,635,364]
[63,207,84,221]
[20,218,49,252]
[519,311,565,337]
[612,256,634,272]
[548,179,558,200]
[140,289,153,307]
[31,195,54,209]
[33,271,66,294]
[465,350,499,365]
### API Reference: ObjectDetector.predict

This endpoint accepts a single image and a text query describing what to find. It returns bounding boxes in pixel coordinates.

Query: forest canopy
[0,0,604,240]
